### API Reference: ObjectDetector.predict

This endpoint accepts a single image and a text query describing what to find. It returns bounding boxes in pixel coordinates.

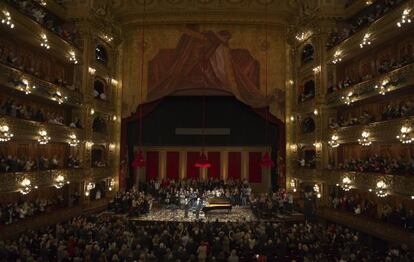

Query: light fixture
[332,50,342,64]
[103,34,114,42]
[112,115,117,121]
[90,108,95,115]
[54,174,67,189]
[85,182,95,196]
[1,10,15,29]
[290,115,295,122]
[85,141,94,149]
[397,9,412,27]
[365,0,373,5]
[358,131,372,146]
[328,134,340,148]
[68,51,78,64]
[295,31,312,42]
[396,124,413,144]
[110,78,118,86]
[18,79,32,95]
[374,79,390,95]
[0,125,13,142]
[88,67,96,75]
[359,33,372,48]
[290,179,297,192]
[313,65,321,74]
[375,180,388,198]
[313,109,318,115]
[313,184,321,198]
[38,130,51,145]
[313,141,322,150]
[341,176,352,191]
[108,178,115,191]
[19,178,36,195]
[288,80,294,86]
[289,143,297,152]
[68,133,80,147]
[109,143,116,150]
[51,90,66,104]
[411,195,414,200]
[341,91,355,106]
[40,34,50,49]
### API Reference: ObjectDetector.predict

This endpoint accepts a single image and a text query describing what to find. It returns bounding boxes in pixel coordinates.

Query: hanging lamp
[195,96,211,168]
[259,2,274,169]
[132,0,146,168]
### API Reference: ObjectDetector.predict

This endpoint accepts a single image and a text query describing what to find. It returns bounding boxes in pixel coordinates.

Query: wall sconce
[341,176,353,191]
[109,143,116,151]
[38,130,51,145]
[375,180,388,197]
[85,182,95,196]
[288,80,294,86]
[88,67,96,75]
[332,50,342,64]
[328,134,340,148]
[359,33,372,48]
[341,91,355,106]
[313,184,321,198]
[90,108,95,115]
[313,66,321,74]
[365,0,373,5]
[397,9,411,27]
[289,143,297,152]
[1,10,15,29]
[108,178,115,191]
[110,78,118,86]
[54,174,69,189]
[103,34,114,42]
[40,34,50,49]
[85,141,94,149]
[18,177,37,195]
[0,125,13,142]
[68,51,78,64]
[295,31,312,42]
[112,115,118,121]
[68,133,80,147]
[290,115,295,122]
[313,109,318,116]
[290,179,298,192]
[313,141,322,150]
[358,131,372,146]
[396,124,413,144]
[374,79,390,95]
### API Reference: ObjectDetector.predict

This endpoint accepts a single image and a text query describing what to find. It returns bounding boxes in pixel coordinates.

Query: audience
[326,0,406,49]
[0,154,82,173]
[251,189,294,218]
[4,0,80,46]
[338,155,414,175]
[330,191,414,232]
[1,215,413,261]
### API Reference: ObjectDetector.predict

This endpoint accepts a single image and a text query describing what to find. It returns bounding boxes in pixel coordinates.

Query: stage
[128,206,304,223]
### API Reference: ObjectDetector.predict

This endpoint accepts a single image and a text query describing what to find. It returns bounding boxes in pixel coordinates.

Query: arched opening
[95,44,108,65]
[301,44,314,64]
[91,145,107,168]
[93,78,107,101]
[298,79,315,102]
[92,116,107,133]
[301,117,315,134]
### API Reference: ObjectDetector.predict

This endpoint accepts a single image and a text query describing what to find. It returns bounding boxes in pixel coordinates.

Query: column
[159,151,166,181]
[221,151,228,181]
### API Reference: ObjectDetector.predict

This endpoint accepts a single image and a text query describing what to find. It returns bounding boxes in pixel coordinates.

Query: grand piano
[202,197,232,213]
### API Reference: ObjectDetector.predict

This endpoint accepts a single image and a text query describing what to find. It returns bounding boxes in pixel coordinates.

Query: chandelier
[108,178,115,191]
[1,10,15,29]
[54,174,68,189]
[313,184,321,198]
[290,179,297,192]
[396,125,413,144]
[0,125,13,142]
[51,90,66,104]
[18,79,33,95]
[374,79,390,95]
[38,130,51,145]
[18,178,37,195]
[375,180,388,198]
[68,133,80,147]
[341,91,355,106]
[341,176,352,191]
[358,131,372,146]
[332,50,342,64]
[85,182,95,196]
[328,134,340,148]
[397,9,412,27]
[40,34,50,49]
[359,33,372,48]
[68,51,78,64]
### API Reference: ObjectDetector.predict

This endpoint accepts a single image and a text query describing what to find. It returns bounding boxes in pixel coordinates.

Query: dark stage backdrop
[127,96,279,189]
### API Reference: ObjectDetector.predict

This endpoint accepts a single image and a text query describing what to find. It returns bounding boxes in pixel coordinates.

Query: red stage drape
[186,152,199,179]
[166,152,179,181]
[145,151,159,181]
[228,152,241,180]
[207,152,220,179]
[249,152,262,183]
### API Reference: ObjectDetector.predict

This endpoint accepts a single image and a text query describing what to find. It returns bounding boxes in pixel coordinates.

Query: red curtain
[249,152,262,183]
[145,151,159,181]
[186,152,199,180]
[228,152,241,180]
[207,152,220,179]
[166,152,179,181]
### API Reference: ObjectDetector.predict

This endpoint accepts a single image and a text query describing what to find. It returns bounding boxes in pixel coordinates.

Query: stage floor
[129,206,304,223]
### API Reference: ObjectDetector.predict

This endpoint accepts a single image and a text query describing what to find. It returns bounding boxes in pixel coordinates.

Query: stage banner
[187,152,200,179]
[166,152,179,180]
[249,152,262,183]
[207,152,220,179]
[228,152,241,180]
[146,151,159,181]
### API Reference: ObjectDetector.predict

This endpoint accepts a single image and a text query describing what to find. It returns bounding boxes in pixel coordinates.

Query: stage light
[195,152,211,168]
